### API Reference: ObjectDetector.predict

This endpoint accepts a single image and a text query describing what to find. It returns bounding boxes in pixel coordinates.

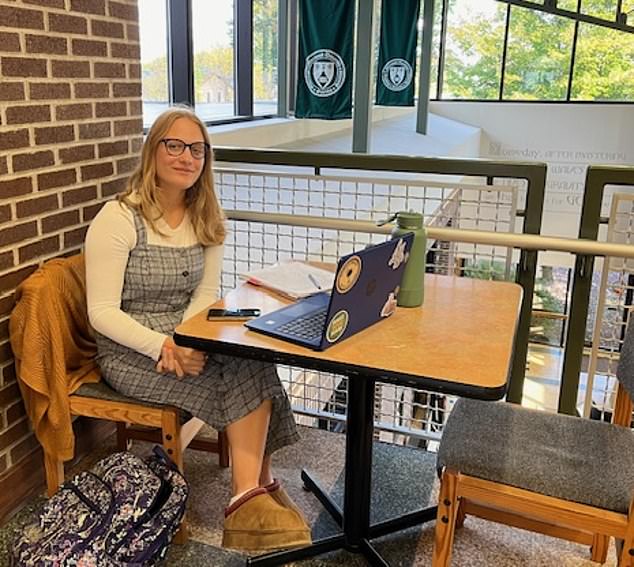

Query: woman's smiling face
[155,117,206,193]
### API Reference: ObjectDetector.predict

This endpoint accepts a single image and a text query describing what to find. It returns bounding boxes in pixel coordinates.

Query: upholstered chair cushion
[437,397,634,513]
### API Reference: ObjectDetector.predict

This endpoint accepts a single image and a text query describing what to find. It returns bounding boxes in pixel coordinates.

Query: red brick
[101,176,126,197]
[0,177,32,199]
[6,400,26,429]
[0,82,24,101]
[91,19,124,38]
[81,162,113,181]
[82,202,104,222]
[0,295,16,319]
[56,103,93,121]
[0,419,30,449]
[0,5,44,30]
[109,1,137,21]
[0,341,12,365]
[0,252,13,272]
[98,140,128,158]
[0,157,6,176]
[2,362,16,386]
[126,23,139,42]
[0,206,10,226]
[128,63,141,79]
[114,118,142,136]
[0,268,37,297]
[12,150,55,173]
[10,434,39,465]
[26,34,67,55]
[0,382,20,406]
[112,81,141,98]
[48,12,87,34]
[63,185,96,206]
[0,129,29,151]
[94,61,125,78]
[128,100,142,116]
[42,210,80,233]
[16,194,58,218]
[130,136,143,153]
[78,121,111,140]
[38,169,77,191]
[70,0,105,15]
[19,235,60,263]
[34,125,74,145]
[0,32,20,52]
[64,226,88,248]
[110,42,139,59]
[74,82,109,99]
[0,222,38,248]
[59,144,95,164]
[24,0,66,7]
[116,156,138,175]
[30,82,70,100]
[6,104,51,125]
[52,60,91,78]
[95,101,126,118]
[1,57,47,78]
[72,38,107,57]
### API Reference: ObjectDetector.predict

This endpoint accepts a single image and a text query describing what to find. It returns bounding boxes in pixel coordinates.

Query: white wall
[430,101,634,265]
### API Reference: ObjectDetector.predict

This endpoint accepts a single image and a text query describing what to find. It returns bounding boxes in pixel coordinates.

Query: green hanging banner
[376,0,420,106]
[295,0,354,119]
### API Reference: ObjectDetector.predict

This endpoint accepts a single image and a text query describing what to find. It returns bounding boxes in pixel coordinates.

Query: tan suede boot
[265,479,309,523]
[222,487,312,552]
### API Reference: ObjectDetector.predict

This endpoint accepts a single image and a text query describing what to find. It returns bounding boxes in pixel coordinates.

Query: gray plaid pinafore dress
[95,209,299,455]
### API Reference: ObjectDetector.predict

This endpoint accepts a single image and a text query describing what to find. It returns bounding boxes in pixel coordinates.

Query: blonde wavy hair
[118,106,226,245]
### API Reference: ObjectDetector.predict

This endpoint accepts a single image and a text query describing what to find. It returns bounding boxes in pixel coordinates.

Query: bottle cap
[396,211,423,229]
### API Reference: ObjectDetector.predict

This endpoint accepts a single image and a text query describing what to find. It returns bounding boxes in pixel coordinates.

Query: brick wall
[0,0,142,514]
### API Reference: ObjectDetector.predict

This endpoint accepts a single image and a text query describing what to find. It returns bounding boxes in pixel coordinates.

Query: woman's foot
[222,487,312,552]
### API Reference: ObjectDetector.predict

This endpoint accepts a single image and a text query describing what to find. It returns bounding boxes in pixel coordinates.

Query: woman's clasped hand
[156,337,207,378]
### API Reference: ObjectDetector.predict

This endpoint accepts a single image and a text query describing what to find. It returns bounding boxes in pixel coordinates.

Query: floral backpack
[11,447,188,566]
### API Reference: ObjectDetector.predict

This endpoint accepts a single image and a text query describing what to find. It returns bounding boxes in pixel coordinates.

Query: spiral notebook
[240,262,334,299]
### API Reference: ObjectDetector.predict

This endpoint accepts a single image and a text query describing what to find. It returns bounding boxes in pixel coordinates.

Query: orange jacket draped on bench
[9,254,100,462]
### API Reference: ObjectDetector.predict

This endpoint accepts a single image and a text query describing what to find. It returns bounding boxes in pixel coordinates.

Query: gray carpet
[0,425,619,566]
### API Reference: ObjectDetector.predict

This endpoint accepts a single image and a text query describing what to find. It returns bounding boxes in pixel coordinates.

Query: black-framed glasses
[160,138,210,160]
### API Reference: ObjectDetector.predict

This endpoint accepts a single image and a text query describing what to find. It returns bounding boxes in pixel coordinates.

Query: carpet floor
[0,425,619,566]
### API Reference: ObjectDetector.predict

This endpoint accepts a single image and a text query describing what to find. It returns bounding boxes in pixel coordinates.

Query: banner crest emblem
[304,49,346,98]
[381,58,413,92]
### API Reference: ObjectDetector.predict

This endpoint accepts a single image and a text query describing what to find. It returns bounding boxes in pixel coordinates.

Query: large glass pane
[443,0,505,99]
[571,23,634,101]
[139,0,168,127]
[503,8,574,100]
[427,0,442,99]
[192,0,235,121]
[253,0,278,116]
[580,0,617,20]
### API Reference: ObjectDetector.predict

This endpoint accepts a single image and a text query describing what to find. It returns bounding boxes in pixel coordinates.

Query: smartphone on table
[207,308,261,321]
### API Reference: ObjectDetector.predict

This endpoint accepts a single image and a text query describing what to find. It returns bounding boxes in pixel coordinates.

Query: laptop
[245,233,415,351]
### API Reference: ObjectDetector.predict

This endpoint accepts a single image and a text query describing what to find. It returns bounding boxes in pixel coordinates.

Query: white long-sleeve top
[85,200,223,361]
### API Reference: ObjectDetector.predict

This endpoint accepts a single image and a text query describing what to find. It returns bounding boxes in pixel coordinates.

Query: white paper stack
[239,262,334,299]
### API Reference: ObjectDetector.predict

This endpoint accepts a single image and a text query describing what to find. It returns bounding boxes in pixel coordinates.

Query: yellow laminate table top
[175,274,523,399]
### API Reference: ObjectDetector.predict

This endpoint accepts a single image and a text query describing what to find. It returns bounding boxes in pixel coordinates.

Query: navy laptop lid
[245,234,414,350]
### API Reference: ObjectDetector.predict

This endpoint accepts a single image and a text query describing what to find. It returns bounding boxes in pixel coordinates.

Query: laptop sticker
[326,310,349,342]
[388,238,409,270]
[336,256,361,293]
[381,290,398,317]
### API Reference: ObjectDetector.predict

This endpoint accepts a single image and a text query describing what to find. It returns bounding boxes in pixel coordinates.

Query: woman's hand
[156,337,207,379]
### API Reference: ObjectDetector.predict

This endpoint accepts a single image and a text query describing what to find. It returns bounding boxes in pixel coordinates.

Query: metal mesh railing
[216,167,523,445]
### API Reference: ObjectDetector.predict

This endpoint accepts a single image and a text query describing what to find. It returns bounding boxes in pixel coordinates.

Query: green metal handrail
[214,146,547,403]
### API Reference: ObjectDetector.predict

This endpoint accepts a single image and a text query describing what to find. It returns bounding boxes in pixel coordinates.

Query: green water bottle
[389,211,426,307]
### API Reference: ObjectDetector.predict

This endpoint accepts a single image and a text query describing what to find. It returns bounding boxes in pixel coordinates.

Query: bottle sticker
[388,238,409,270]
[336,256,362,293]
[326,310,349,343]
[381,289,399,317]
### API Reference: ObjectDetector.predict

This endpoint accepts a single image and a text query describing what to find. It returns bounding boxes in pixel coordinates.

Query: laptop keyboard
[277,308,327,341]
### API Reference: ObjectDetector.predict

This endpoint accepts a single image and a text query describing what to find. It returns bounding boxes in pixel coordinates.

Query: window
[253,0,278,115]
[139,0,169,126]
[192,0,235,121]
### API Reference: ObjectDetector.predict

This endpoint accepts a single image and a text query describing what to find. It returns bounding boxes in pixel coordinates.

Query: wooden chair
[432,320,634,566]
[11,254,229,544]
